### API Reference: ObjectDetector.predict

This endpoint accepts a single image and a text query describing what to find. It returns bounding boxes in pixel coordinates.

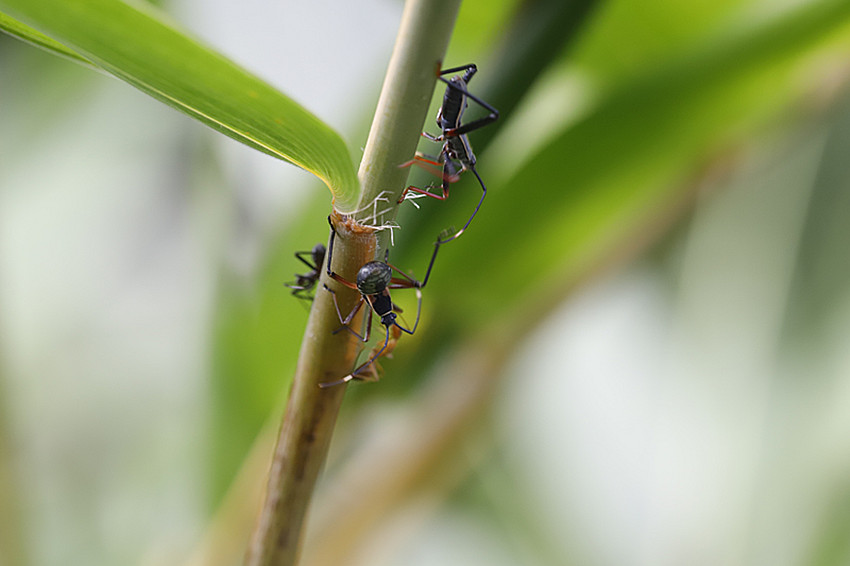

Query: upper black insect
[400,63,499,243]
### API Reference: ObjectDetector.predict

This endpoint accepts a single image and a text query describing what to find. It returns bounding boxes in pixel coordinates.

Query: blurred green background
[3,0,850,565]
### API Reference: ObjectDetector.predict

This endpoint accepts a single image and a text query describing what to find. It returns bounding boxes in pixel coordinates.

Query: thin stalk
[353,0,461,230]
[245,1,460,564]
[244,213,374,566]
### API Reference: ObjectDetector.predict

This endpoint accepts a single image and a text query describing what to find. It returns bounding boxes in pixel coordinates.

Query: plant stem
[244,213,374,566]
[245,1,460,564]
[353,0,461,230]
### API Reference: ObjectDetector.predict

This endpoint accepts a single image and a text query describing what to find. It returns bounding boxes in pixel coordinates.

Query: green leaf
[0,0,360,210]
[0,12,92,65]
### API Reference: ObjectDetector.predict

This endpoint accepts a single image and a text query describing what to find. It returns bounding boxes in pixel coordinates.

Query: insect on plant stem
[399,63,499,243]
[320,215,444,387]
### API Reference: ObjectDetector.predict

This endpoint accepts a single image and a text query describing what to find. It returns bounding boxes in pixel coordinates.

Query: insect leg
[293,250,317,270]
[324,215,359,290]
[438,63,478,77]
[318,322,389,389]
[436,64,499,137]
[324,285,370,341]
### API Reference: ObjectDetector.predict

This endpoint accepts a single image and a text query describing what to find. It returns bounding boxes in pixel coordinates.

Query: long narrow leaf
[0,1,360,209]
[0,12,92,65]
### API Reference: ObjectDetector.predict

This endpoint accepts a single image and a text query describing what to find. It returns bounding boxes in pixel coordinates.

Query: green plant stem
[245,213,375,566]
[245,1,460,564]
[352,0,461,230]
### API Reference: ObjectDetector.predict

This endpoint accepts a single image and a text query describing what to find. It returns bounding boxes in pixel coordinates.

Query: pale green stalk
[245,1,461,565]
[351,0,461,230]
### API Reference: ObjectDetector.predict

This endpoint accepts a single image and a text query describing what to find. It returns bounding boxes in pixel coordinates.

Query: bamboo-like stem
[245,1,460,564]
[245,213,374,566]
[353,0,461,229]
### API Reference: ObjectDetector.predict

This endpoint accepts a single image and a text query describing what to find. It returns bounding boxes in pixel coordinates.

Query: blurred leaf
[783,90,850,339]
[450,0,519,56]
[805,480,850,566]
[572,0,749,85]
[473,0,599,148]
[417,0,850,327]
[0,0,360,209]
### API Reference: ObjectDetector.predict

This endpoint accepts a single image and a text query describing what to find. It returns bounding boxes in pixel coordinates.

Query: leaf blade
[0,0,360,209]
[0,12,92,65]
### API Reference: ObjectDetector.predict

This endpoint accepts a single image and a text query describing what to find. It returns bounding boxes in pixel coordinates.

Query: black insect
[320,216,443,387]
[400,63,499,243]
[285,243,326,301]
